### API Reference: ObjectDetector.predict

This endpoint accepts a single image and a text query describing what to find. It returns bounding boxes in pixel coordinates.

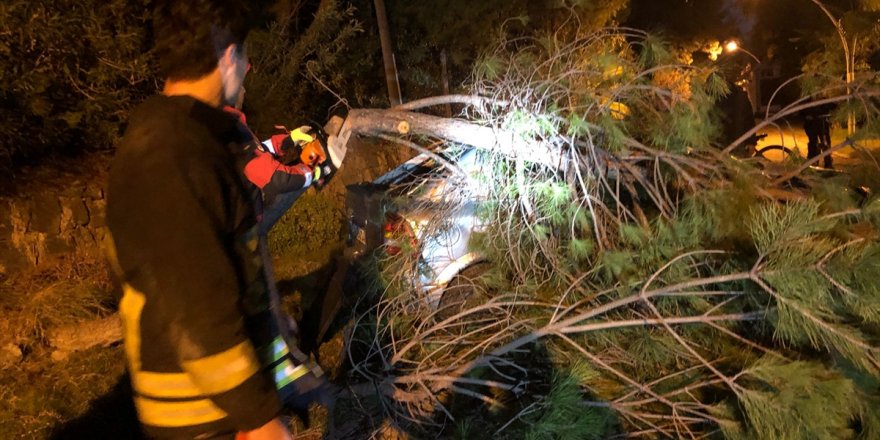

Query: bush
[0,0,154,169]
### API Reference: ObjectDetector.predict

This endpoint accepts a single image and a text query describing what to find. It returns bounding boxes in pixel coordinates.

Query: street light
[724,40,762,115]
[725,40,739,53]
[724,40,760,64]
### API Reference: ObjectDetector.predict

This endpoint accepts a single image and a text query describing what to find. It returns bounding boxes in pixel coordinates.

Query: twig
[559,312,762,334]
[374,134,466,178]
[771,139,853,185]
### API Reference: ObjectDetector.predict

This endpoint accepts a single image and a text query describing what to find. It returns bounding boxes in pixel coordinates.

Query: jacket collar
[145,94,245,144]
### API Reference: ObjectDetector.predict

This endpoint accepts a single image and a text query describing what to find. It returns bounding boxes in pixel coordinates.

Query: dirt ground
[0,233,374,439]
[0,139,411,438]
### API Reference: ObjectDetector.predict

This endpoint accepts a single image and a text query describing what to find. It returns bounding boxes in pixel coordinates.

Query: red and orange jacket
[224,106,314,204]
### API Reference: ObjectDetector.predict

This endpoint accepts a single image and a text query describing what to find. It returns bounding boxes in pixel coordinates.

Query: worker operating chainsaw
[223,98,337,236]
[224,95,337,356]
[224,90,351,361]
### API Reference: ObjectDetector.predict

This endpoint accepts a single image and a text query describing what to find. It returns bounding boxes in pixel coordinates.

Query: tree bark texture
[342,108,565,168]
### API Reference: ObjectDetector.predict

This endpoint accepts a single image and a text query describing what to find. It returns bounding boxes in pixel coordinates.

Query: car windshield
[382,147,480,199]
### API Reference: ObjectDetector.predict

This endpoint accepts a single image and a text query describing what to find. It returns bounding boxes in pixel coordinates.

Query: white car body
[345,148,487,307]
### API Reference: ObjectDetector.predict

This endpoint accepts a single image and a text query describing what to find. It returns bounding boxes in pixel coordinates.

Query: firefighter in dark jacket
[106,2,323,438]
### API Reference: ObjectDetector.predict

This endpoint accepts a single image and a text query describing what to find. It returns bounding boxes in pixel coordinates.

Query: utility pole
[440,49,452,117]
[374,0,402,106]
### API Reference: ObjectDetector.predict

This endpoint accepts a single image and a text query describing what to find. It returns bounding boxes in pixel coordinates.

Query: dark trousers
[259,189,306,236]
[807,141,833,168]
[805,117,833,169]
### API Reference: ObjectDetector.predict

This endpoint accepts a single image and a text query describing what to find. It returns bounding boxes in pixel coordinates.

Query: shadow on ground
[48,373,143,440]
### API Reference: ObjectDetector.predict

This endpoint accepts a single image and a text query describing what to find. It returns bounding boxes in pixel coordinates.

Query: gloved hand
[289,125,314,145]
[313,159,338,189]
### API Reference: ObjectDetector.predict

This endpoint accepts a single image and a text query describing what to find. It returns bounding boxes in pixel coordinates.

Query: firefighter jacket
[107,95,306,438]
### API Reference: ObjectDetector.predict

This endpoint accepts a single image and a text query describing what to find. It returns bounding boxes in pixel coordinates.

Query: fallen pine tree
[333,26,880,439]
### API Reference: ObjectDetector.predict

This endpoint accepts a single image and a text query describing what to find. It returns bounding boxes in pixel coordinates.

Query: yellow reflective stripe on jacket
[181,341,261,395]
[134,397,227,428]
[120,285,146,373]
[132,371,201,399]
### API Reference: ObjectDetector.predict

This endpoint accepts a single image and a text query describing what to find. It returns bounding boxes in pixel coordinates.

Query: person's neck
[162,69,224,107]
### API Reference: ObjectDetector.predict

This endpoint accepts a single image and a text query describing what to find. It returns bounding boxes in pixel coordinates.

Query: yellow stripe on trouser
[134,397,228,428]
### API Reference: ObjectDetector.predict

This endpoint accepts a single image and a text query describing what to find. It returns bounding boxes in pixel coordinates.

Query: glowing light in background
[725,40,739,53]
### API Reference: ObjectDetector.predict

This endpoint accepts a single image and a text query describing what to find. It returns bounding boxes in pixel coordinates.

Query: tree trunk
[338,107,564,168]
[373,0,402,106]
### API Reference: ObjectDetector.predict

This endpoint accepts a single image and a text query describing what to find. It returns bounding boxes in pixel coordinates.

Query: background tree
[0,0,153,170]
[749,0,880,114]
[373,0,402,106]
[379,0,629,106]
[243,0,364,135]
[799,0,880,133]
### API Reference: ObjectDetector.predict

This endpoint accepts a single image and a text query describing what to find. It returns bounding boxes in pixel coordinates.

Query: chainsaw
[268,115,350,189]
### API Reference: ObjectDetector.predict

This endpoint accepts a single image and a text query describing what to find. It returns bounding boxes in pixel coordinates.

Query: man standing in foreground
[107,2,301,438]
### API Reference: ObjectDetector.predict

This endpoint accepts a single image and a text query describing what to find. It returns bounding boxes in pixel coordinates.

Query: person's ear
[219,44,238,71]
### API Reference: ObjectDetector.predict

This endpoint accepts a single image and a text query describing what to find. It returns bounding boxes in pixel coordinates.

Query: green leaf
[567,112,589,137]
[568,237,595,262]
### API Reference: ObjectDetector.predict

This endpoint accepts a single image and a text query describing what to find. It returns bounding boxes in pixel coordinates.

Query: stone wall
[0,137,411,279]
[0,154,110,278]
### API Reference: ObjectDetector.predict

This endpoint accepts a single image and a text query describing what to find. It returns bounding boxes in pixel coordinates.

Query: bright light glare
[725,41,739,53]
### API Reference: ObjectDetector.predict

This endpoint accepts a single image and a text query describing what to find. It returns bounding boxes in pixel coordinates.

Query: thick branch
[343,109,565,167]
[560,312,762,334]
[391,95,509,112]
[48,316,122,360]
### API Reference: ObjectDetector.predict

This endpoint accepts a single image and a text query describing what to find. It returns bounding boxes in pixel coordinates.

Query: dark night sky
[623,0,853,73]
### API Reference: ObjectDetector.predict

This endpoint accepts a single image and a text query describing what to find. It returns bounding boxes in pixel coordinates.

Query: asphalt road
[754,122,880,167]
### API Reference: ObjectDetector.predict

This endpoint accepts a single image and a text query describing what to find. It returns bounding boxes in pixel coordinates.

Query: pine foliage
[349,16,880,439]
[523,371,616,440]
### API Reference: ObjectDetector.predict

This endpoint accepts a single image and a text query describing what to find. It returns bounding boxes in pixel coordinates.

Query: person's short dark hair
[152,0,251,81]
